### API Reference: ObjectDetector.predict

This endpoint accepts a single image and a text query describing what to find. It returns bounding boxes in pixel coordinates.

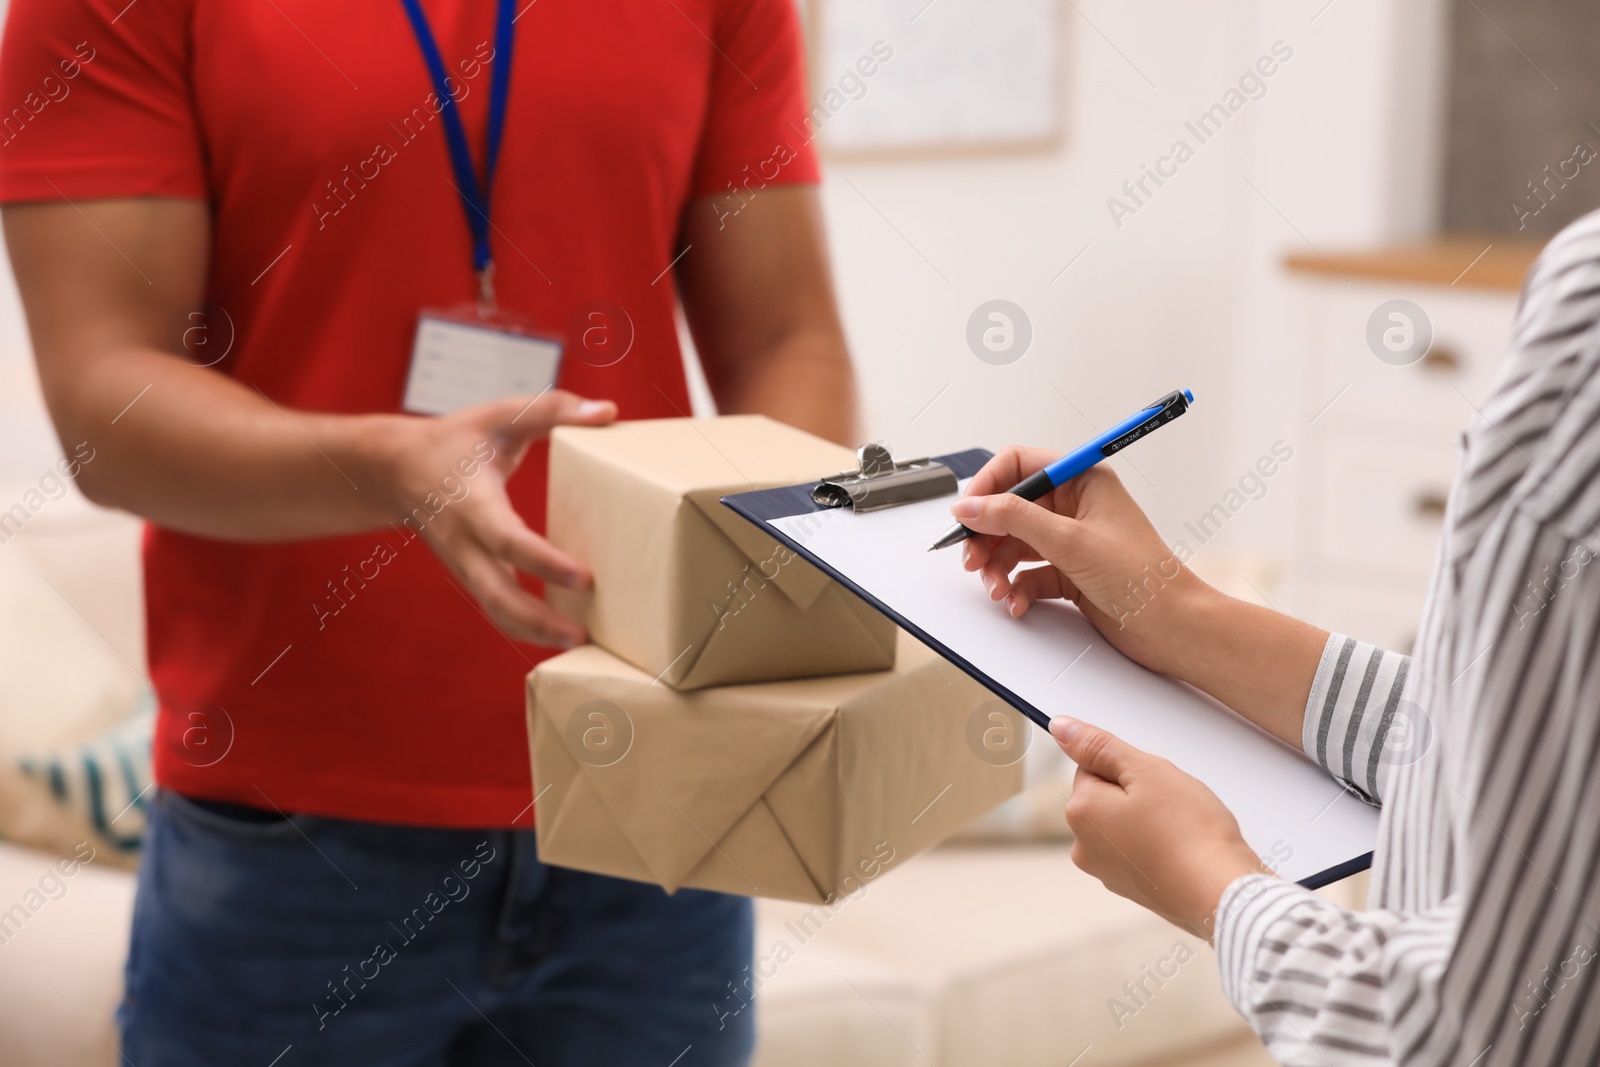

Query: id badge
[402,306,564,416]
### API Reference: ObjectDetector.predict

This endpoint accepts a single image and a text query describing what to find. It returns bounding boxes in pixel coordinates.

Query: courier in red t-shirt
[0,0,830,827]
[1,1,857,1057]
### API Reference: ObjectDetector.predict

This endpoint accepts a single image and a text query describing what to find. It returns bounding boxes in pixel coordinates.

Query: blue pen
[928,388,1196,551]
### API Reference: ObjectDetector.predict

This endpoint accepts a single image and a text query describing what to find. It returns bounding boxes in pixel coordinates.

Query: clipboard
[722,446,1378,889]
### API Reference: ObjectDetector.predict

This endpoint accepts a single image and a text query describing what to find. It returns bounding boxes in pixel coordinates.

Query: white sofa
[0,495,1313,1066]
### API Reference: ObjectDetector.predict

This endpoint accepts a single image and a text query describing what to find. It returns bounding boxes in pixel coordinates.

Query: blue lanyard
[398,0,516,308]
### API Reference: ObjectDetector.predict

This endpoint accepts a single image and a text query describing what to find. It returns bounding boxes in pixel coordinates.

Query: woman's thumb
[1051,717,1139,785]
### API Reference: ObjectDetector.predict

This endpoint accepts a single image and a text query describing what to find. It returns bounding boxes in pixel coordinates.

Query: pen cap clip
[1141,388,1192,415]
[813,444,958,512]
[1102,388,1194,457]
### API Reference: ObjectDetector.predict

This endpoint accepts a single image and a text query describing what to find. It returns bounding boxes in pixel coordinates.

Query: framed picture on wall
[798,0,1068,159]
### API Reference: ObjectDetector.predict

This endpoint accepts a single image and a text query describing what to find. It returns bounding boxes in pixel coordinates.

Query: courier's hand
[951,449,1216,677]
[381,391,616,648]
[1052,717,1265,941]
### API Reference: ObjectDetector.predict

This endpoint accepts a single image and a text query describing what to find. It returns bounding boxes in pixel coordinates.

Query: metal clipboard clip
[812,443,958,512]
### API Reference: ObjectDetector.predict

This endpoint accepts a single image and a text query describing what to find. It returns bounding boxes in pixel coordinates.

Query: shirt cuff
[1300,634,1410,806]
[1214,872,1315,1014]
[1301,633,1348,761]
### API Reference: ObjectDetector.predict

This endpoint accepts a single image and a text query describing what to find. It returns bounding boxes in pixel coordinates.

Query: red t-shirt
[0,0,818,827]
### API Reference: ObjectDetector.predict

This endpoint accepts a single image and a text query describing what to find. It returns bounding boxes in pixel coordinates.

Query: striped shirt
[1215,209,1600,1066]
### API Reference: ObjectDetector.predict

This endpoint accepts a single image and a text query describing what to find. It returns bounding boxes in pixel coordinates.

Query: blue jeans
[120,790,755,1066]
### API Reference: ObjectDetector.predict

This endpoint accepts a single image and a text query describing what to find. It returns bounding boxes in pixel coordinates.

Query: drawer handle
[1413,490,1448,519]
[1420,345,1461,373]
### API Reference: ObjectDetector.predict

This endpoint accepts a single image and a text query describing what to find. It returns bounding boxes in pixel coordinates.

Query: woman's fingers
[1003,564,1079,616]
[963,445,1067,499]
[977,536,1044,596]
[961,535,994,572]
[951,491,1083,556]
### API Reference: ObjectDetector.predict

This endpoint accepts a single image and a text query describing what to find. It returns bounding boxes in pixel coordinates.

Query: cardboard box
[547,416,897,689]
[527,632,1024,903]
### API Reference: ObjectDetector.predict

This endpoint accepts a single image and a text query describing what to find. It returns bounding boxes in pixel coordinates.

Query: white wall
[813,0,1447,568]
[820,0,1249,545]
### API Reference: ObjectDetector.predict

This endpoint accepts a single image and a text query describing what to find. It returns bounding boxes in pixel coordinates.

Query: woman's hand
[378,390,617,648]
[952,448,1219,677]
[951,446,1330,751]
[1052,716,1267,941]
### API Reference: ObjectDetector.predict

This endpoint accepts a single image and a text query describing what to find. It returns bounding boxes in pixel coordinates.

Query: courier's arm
[676,185,859,446]
[4,198,396,540]
[3,197,612,646]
